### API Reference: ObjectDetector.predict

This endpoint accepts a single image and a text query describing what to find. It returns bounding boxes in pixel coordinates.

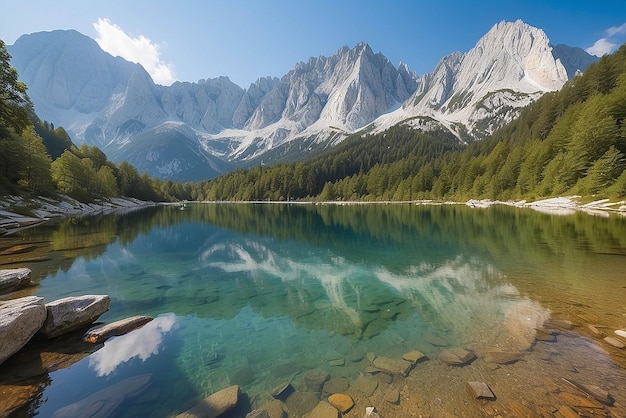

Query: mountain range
[8,20,597,181]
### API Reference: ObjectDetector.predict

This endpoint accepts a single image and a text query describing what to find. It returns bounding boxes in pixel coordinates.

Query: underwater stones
[484,351,522,365]
[328,358,344,367]
[0,296,46,366]
[303,401,339,418]
[176,384,239,418]
[557,392,603,409]
[0,384,38,417]
[364,406,382,418]
[366,351,376,363]
[615,329,626,339]
[83,315,153,343]
[402,350,426,364]
[285,391,319,417]
[562,378,614,405]
[424,333,449,347]
[439,348,476,366]
[261,400,286,418]
[372,356,413,376]
[271,382,293,400]
[352,375,378,396]
[39,295,110,338]
[0,268,31,294]
[206,350,223,366]
[54,374,153,418]
[466,381,495,400]
[328,393,354,413]
[323,377,350,394]
[349,349,366,362]
[603,336,625,349]
[383,387,400,404]
[301,370,330,393]
[246,410,270,418]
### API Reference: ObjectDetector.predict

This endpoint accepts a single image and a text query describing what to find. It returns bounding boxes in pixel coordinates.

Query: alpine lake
[1,202,626,417]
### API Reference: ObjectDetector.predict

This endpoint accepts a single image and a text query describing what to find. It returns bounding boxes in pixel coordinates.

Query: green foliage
[0,40,31,136]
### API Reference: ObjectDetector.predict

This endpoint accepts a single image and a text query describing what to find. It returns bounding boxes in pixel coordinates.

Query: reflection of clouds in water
[201,242,363,329]
[88,313,178,376]
[202,243,549,351]
[375,257,550,351]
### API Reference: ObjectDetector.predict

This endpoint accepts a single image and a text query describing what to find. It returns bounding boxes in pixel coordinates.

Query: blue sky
[1,0,625,86]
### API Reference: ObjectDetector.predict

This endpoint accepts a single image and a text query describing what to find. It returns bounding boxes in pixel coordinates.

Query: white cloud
[606,22,626,37]
[93,18,176,85]
[586,38,617,57]
[586,22,626,57]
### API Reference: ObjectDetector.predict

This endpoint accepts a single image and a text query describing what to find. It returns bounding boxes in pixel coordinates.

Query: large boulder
[0,268,32,294]
[0,296,46,365]
[39,295,110,338]
[176,385,240,418]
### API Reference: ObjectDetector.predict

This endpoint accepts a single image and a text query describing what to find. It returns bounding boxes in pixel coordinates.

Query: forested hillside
[194,44,626,202]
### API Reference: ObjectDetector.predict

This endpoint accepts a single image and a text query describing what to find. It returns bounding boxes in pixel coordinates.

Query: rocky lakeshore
[0,194,156,235]
[0,268,155,416]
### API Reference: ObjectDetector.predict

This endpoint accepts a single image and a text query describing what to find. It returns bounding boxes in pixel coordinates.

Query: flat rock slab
[603,336,625,348]
[246,410,270,418]
[53,374,153,418]
[83,315,153,343]
[303,401,338,418]
[484,351,522,365]
[40,295,110,338]
[384,387,400,404]
[402,350,426,364]
[0,268,31,294]
[323,377,349,394]
[424,333,449,347]
[328,393,354,413]
[285,391,319,417]
[562,378,614,405]
[176,385,239,418]
[301,370,330,393]
[0,296,46,366]
[372,356,413,376]
[351,375,378,396]
[466,381,495,400]
[439,347,476,366]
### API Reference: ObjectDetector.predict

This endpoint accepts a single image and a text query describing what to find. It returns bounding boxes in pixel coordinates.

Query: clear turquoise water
[3,203,626,417]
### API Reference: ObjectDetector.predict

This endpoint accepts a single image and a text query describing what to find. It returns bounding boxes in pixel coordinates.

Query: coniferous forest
[1,38,625,204]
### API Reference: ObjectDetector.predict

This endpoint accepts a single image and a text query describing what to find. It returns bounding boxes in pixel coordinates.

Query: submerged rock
[402,350,426,364]
[39,295,110,338]
[53,374,153,418]
[303,401,339,418]
[285,391,319,417]
[0,268,31,294]
[328,393,354,413]
[323,377,350,394]
[271,381,293,400]
[603,336,625,349]
[301,370,330,393]
[424,333,449,347]
[439,348,476,366]
[0,296,46,366]
[83,315,153,343]
[176,385,239,418]
[466,381,496,400]
[372,356,413,376]
[484,351,522,365]
[351,375,378,396]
